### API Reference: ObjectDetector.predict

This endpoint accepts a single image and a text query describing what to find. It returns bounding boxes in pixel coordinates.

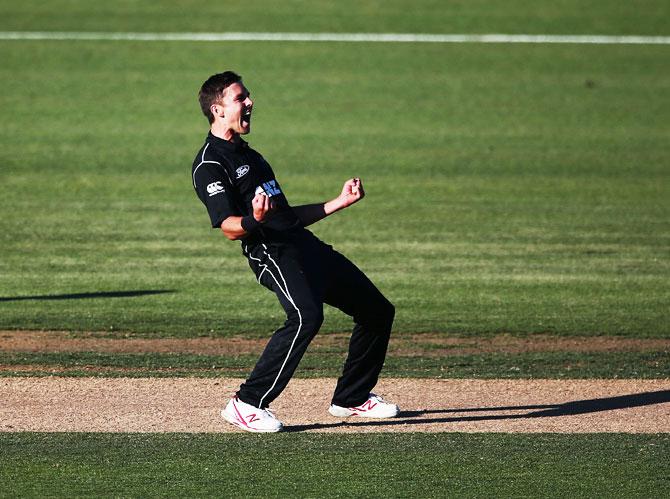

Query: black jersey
[192,133,304,244]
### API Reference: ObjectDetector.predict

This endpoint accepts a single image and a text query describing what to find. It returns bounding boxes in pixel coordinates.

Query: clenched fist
[252,192,276,223]
[338,177,365,209]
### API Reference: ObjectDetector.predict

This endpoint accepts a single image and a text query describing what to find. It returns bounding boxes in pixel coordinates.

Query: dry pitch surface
[1,331,668,434]
[2,377,668,434]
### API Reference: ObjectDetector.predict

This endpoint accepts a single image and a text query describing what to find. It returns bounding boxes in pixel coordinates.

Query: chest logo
[255,180,282,197]
[207,181,225,196]
[236,165,250,179]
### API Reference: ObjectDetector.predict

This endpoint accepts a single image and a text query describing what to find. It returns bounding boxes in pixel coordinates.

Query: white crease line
[0,31,669,44]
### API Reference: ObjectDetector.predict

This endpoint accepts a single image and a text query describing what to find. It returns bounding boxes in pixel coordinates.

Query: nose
[245,96,253,108]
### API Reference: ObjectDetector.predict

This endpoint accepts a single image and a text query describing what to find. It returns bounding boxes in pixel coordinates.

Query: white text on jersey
[207,181,225,196]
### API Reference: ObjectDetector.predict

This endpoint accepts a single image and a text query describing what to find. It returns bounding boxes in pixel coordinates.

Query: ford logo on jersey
[236,165,250,178]
[255,180,282,197]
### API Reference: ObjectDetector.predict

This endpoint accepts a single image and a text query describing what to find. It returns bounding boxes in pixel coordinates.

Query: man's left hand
[339,177,365,209]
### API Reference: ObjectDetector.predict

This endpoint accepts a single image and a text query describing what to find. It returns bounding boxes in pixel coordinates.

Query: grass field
[2,1,669,35]
[0,1,668,496]
[2,433,668,497]
[1,3,669,338]
[1,350,668,379]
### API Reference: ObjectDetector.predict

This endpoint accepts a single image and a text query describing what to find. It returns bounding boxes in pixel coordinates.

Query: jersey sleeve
[192,162,237,228]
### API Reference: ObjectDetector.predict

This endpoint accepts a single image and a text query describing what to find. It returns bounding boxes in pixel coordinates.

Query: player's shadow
[284,389,670,432]
[0,290,176,302]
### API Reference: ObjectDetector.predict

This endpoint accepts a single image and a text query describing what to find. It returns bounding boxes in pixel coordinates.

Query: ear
[211,103,224,119]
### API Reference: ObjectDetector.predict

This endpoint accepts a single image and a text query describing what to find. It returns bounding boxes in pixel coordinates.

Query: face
[214,82,253,137]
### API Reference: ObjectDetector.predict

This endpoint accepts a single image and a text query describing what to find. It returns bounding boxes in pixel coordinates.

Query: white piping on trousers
[247,245,303,408]
[247,252,269,285]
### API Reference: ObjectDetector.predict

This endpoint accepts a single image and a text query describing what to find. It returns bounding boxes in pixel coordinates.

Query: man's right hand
[252,192,276,223]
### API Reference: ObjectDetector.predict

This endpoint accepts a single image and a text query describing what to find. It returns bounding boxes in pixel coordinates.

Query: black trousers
[237,231,395,409]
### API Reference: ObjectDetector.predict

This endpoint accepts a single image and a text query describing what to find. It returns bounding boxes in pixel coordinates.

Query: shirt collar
[207,131,248,152]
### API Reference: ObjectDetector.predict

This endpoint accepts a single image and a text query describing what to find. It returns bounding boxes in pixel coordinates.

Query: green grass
[0,2,668,338]
[1,433,668,497]
[0,5,668,498]
[1,0,669,35]
[1,350,667,379]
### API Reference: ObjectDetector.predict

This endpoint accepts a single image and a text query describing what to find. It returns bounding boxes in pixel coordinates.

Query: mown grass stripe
[1,31,670,44]
[1,351,667,379]
[1,433,668,497]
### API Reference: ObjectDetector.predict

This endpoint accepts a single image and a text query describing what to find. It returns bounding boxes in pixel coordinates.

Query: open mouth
[241,109,252,127]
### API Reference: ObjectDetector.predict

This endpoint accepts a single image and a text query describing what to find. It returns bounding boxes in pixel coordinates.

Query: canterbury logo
[207,181,224,196]
[236,165,250,178]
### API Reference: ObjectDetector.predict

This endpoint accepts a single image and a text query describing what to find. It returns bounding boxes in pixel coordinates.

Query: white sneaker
[221,396,283,433]
[328,393,399,418]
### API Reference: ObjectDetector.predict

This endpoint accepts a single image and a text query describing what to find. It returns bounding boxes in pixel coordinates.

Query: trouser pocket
[246,244,281,292]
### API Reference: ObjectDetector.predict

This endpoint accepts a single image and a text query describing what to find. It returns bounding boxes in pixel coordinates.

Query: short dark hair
[198,71,242,124]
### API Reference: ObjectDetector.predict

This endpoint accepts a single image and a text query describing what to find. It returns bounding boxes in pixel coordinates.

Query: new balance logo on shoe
[357,399,378,412]
[221,397,283,433]
[328,393,399,419]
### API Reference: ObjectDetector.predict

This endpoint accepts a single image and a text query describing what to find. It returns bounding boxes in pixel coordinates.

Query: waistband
[241,226,320,254]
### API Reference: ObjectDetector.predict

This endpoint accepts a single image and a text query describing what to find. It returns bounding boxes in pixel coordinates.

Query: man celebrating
[192,71,398,432]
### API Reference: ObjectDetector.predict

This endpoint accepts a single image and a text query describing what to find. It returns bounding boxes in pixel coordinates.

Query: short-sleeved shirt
[192,132,304,246]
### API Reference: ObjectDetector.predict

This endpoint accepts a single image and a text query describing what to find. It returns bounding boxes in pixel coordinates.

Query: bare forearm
[220,216,249,240]
[220,193,275,240]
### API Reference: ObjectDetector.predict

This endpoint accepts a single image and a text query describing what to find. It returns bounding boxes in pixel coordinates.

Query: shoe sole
[328,405,355,417]
[221,409,283,433]
[328,405,399,419]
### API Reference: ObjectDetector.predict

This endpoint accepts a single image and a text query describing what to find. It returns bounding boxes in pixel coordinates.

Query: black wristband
[241,215,262,233]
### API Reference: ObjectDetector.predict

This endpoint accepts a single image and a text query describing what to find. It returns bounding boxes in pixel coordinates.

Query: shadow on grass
[284,390,670,432]
[0,290,176,302]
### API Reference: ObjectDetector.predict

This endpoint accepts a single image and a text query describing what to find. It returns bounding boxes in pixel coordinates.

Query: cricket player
[192,71,398,432]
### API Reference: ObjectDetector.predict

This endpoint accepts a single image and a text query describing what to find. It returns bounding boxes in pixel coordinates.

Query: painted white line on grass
[0,31,669,44]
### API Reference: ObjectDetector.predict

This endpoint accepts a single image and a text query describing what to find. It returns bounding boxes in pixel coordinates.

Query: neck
[210,122,239,143]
